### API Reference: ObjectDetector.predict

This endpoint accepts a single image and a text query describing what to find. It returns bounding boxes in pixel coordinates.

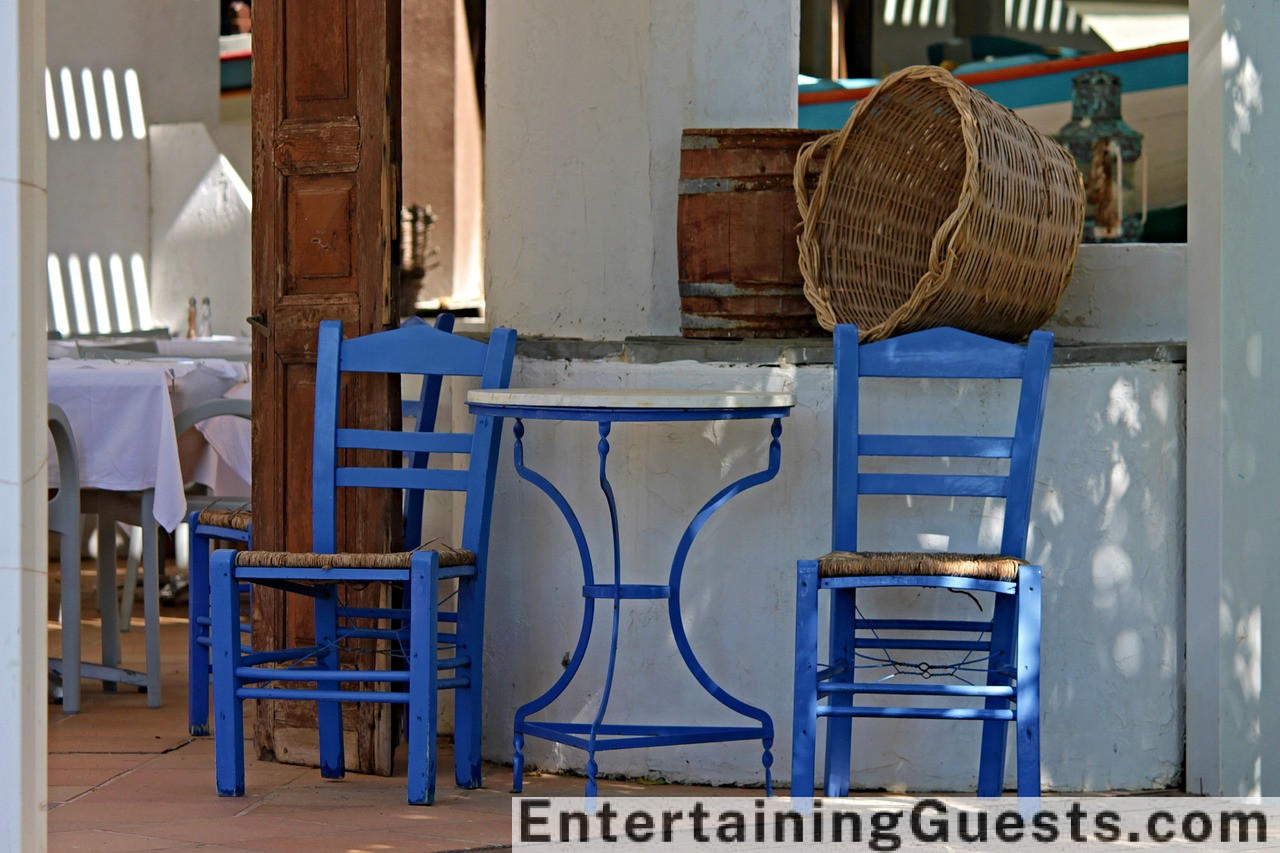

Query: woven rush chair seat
[818,550,1026,583]
[196,506,252,533]
[234,546,476,571]
[794,65,1084,342]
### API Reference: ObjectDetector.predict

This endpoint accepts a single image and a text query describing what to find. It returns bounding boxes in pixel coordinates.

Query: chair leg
[978,592,1017,796]
[139,493,162,707]
[453,571,484,789]
[1015,566,1042,798]
[315,586,345,779]
[821,585,857,797]
[119,525,143,631]
[211,549,245,797]
[188,520,211,735]
[59,529,82,714]
[407,552,440,805]
[513,732,525,793]
[95,509,121,684]
[790,560,820,799]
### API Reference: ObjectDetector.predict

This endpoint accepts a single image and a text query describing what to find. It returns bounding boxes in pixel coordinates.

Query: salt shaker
[197,297,212,338]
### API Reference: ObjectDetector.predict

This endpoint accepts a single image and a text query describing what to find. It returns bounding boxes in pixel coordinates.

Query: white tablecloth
[48,358,248,530]
[156,337,251,359]
[48,336,251,361]
[191,379,252,492]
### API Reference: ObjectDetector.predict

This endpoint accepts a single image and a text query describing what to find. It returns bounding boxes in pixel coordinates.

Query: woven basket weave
[794,65,1085,342]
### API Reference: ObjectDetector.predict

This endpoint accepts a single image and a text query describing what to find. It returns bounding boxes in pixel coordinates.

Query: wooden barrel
[678,128,826,339]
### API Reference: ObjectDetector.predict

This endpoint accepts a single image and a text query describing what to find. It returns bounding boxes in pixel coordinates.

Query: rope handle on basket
[793,134,833,219]
[793,132,839,333]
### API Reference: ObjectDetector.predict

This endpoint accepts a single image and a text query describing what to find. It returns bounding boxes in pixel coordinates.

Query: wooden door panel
[251,0,400,776]
[273,120,361,174]
[284,1,354,110]
[287,178,356,285]
[269,300,359,360]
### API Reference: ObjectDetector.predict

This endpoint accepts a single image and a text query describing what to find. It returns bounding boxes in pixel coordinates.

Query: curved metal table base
[469,398,789,798]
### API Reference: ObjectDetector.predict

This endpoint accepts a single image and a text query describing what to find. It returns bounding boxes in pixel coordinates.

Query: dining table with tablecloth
[46,354,251,709]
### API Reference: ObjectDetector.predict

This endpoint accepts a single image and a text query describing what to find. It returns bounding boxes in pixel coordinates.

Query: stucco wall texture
[478,355,1185,792]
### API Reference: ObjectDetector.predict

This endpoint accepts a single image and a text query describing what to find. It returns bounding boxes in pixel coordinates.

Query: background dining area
[46,333,251,713]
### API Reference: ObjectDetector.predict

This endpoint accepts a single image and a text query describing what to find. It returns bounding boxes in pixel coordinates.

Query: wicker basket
[794,65,1085,341]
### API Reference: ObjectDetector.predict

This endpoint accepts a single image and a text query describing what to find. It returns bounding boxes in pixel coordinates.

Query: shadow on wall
[46,64,154,338]
[46,65,147,142]
[481,358,1187,793]
[47,251,157,337]
[1033,368,1185,792]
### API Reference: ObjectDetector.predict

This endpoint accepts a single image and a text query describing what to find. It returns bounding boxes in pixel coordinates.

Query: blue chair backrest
[311,318,517,556]
[833,325,1054,559]
[400,312,454,548]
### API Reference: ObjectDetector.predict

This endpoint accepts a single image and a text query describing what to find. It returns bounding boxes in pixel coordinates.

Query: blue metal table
[467,387,795,796]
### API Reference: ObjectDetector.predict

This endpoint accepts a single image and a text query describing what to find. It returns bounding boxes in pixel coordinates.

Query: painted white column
[0,0,47,848]
[484,0,799,339]
[1187,0,1280,797]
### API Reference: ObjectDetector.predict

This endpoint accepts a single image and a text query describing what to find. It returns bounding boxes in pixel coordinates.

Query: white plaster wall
[45,115,152,334]
[149,123,251,336]
[1186,1,1280,797]
[485,0,799,340]
[208,123,251,197]
[1185,0,1226,798]
[1047,243,1187,344]
[0,0,47,846]
[482,356,1184,792]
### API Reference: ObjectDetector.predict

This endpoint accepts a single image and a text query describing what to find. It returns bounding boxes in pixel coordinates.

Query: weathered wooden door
[249,0,402,774]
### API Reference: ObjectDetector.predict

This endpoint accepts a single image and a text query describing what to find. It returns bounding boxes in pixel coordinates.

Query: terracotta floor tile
[48,752,152,771]
[48,785,94,804]
[109,814,341,846]
[47,828,198,852]
[415,820,515,846]
[235,828,466,853]
[150,847,262,853]
[50,793,252,832]
[47,764,130,788]
[277,803,501,832]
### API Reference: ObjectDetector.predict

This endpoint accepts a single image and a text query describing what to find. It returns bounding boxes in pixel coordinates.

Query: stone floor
[47,558,767,852]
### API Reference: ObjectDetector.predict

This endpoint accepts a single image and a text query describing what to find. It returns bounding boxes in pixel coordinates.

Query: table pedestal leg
[57,491,163,704]
[510,417,597,793]
[509,416,785,795]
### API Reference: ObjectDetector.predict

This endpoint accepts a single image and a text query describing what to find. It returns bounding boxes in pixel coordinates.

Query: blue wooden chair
[209,318,516,805]
[791,325,1053,798]
[186,314,456,736]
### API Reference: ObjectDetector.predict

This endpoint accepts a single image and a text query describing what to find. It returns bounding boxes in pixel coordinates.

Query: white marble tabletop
[467,388,795,410]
